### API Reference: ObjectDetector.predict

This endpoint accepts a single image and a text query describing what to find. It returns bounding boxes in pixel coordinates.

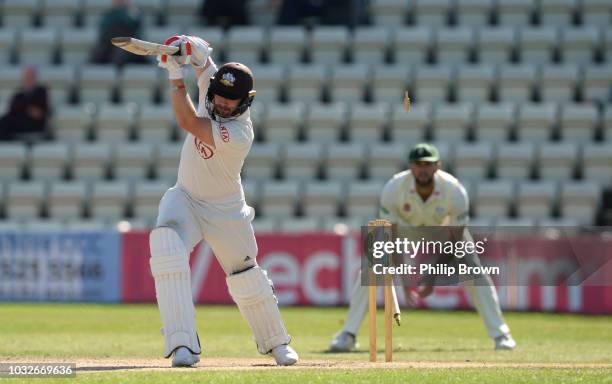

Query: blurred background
[0,0,611,313]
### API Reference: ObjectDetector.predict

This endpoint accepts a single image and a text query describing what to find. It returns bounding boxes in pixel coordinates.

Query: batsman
[330,143,516,352]
[146,35,298,367]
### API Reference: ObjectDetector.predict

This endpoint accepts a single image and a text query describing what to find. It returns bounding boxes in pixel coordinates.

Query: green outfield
[0,304,610,383]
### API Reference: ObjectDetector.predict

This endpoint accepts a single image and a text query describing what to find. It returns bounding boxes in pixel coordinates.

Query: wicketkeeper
[330,143,516,352]
[149,35,298,367]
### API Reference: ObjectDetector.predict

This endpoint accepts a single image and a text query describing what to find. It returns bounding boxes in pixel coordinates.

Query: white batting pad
[226,266,291,354]
[149,227,201,357]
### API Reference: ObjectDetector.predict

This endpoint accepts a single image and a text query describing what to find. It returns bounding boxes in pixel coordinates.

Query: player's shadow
[320,346,484,354]
[251,363,284,367]
[77,365,169,372]
[402,347,487,353]
[321,349,364,354]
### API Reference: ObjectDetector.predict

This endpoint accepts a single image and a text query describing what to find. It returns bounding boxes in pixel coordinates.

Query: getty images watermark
[370,236,497,277]
[361,225,612,287]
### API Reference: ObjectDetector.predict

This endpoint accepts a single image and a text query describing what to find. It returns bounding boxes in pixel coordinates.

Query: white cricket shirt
[176,64,254,204]
[379,170,470,226]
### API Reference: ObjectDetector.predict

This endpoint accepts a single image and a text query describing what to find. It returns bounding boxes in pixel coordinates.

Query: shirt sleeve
[197,61,218,103]
[379,179,401,224]
[448,183,470,226]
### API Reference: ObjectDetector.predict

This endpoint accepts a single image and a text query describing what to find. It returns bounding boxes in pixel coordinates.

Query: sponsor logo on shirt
[194,137,214,159]
[435,206,445,215]
[220,125,230,142]
[403,203,411,212]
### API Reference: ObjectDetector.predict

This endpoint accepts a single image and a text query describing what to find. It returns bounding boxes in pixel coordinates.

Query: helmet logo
[220,73,236,87]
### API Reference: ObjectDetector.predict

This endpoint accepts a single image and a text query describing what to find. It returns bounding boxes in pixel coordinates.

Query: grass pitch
[0,304,610,383]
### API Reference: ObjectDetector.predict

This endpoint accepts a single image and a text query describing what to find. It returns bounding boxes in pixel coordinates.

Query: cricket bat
[111,37,180,56]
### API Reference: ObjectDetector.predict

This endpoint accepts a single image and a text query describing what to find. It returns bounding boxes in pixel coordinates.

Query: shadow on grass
[318,346,487,354]
[77,366,168,372]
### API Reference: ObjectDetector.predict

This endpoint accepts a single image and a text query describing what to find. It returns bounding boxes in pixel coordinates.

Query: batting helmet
[205,62,256,121]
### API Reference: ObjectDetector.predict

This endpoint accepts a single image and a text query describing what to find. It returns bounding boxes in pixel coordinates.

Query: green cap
[408,143,440,163]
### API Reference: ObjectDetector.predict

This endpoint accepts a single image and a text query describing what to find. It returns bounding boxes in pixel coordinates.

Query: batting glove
[181,35,213,68]
[157,54,185,80]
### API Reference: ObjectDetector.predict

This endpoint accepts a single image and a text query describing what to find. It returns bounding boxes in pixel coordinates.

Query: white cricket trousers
[155,186,258,275]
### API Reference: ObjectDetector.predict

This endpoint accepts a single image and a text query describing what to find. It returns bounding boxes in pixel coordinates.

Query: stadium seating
[351,27,390,65]
[2,0,39,27]
[539,64,579,103]
[282,143,323,181]
[302,181,343,218]
[310,27,350,65]
[132,180,172,222]
[348,102,389,142]
[497,0,533,27]
[367,143,407,180]
[260,180,300,218]
[369,0,408,26]
[47,181,87,220]
[370,64,410,103]
[393,27,432,64]
[453,143,493,182]
[497,64,537,103]
[329,64,369,103]
[263,102,305,142]
[89,180,130,221]
[41,0,81,27]
[226,26,265,65]
[539,0,576,28]
[435,27,475,63]
[29,142,70,182]
[244,143,280,181]
[60,28,97,65]
[325,143,366,181]
[537,142,578,181]
[287,65,327,103]
[19,27,58,65]
[582,144,612,186]
[305,102,348,142]
[474,103,515,142]
[71,142,112,181]
[0,0,610,230]
[472,180,515,218]
[5,181,46,220]
[413,0,453,27]
[0,143,27,182]
[390,103,431,143]
[267,27,306,65]
[516,181,558,220]
[559,181,601,225]
[456,64,495,103]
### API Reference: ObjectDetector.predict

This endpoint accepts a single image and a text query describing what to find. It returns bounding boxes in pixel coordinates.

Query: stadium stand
[0,0,610,231]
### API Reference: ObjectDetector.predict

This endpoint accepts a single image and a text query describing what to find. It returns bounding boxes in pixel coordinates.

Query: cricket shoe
[172,346,200,367]
[271,344,299,366]
[494,334,517,350]
[329,331,358,352]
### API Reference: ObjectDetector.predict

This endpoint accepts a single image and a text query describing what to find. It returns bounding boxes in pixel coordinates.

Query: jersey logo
[220,125,230,142]
[194,137,214,159]
[403,203,411,212]
[435,206,445,215]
